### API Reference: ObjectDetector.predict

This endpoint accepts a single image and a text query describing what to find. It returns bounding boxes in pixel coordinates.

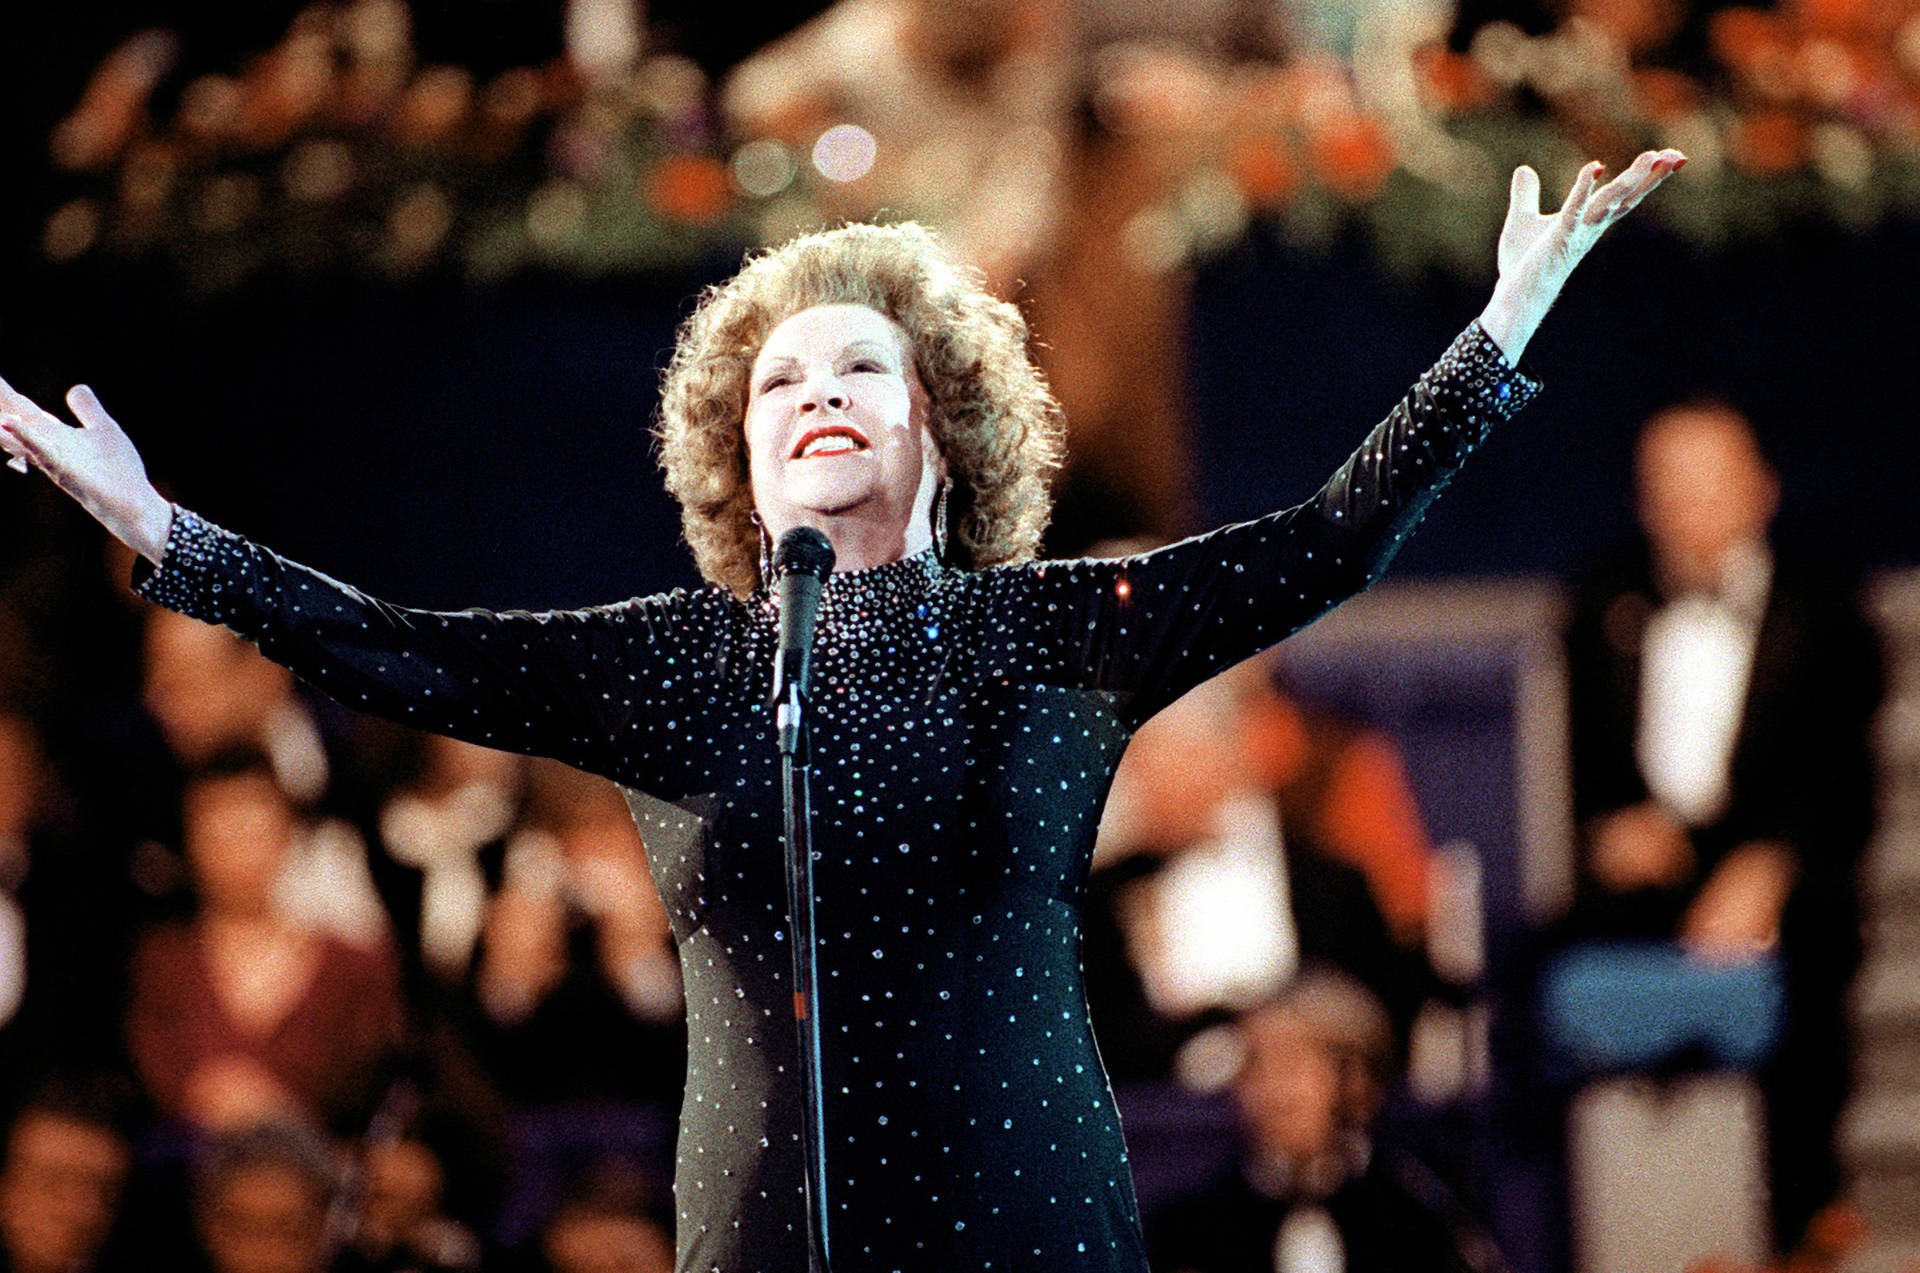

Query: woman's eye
[760,375,792,392]
[849,361,883,374]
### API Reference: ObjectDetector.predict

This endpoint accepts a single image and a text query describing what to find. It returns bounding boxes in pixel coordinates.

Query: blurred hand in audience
[351,1132,482,1273]
[1588,800,1695,893]
[1680,841,1796,963]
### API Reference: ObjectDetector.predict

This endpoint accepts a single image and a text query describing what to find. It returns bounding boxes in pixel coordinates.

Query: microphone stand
[772,530,834,1273]
[777,673,831,1273]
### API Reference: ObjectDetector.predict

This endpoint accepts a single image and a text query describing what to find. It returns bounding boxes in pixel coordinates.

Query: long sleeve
[132,508,713,787]
[982,322,1540,723]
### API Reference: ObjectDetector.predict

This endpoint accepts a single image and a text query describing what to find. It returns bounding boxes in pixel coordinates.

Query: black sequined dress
[134,325,1537,1272]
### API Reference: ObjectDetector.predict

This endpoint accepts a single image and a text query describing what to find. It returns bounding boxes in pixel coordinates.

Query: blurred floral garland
[40,1,744,289]
[40,0,1920,291]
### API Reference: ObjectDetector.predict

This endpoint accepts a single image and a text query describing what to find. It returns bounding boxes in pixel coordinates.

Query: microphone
[770,527,836,751]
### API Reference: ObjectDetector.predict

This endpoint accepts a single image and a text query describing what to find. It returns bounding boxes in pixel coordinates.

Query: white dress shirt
[1635,541,1772,829]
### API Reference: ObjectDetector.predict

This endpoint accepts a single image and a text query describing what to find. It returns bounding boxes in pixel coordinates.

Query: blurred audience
[0,1074,138,1273]
[462,762,681,1247]
[372,734,526,994]
[143,610,388,948]
[1147,968,1504,1273]
[143,611,333,805]
[1555,400,1884,1253]
[501,1154,673,1273]
[339,1095,482,1273]
[1091,655,1428,1085]
[0,708,143,1094]
[1240,673,1439,952]
[126,751,404,1137]
[184,1121,341,1273]
[462,761,681,1111]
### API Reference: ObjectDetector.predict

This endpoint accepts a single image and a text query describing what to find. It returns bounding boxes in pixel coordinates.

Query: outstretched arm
[994,150,1686,720]
[0,378,702,787]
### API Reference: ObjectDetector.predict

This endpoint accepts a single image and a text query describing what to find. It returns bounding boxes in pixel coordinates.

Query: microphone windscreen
[773,526,836,581]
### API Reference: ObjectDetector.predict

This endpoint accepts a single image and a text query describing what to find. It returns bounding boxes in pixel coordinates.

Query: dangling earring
[932,483,950,563]
[753,512,773,585]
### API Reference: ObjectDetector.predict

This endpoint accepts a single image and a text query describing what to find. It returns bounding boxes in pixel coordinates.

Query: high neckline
[825,546,943,592]
[754,547,947,614]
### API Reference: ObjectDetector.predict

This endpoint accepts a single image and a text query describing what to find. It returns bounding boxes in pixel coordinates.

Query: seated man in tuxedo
[1147,969,1503,1273]
[1557,400,1884,1253]
[1086,656,1428,1086]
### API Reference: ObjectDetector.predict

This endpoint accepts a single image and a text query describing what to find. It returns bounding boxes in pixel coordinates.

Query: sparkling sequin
[133,325,1536,1271]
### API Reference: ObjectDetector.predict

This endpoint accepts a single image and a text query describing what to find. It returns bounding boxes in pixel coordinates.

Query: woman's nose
[799,372,847,412]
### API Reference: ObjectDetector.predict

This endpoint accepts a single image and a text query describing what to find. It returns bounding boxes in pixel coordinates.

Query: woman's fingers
[1481,147,1685,362]
[1583,153,1651,225]
[0,377,78,463]
[1,412,51,468]
[0,414,47,475]
[1,419,29,473]
[0,376,60,432]
[1557,161,1601,233]
[0,373,167,561]
[1613,150,1686,219]
[0,382,89,478]
[1509,164,1542,221]
[1584,149,1685,226]
[67,384,115,431]
[0,380,126,477]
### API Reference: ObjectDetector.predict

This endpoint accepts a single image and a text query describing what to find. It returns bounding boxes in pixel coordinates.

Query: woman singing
[1,150,1681,1272]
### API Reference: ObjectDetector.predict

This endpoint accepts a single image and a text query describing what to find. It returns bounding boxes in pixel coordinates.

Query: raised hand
[0,378,173,563]
[1478,148,1686,363]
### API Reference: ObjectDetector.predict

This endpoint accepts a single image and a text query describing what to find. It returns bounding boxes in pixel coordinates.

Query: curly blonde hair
[655,222,1065,596]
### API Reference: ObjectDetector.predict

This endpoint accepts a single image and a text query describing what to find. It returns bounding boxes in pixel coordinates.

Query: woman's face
[743,303,943,558]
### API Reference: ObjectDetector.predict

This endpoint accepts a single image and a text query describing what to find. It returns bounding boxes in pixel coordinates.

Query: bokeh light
[731,139,797,198]
[812,124,877,184]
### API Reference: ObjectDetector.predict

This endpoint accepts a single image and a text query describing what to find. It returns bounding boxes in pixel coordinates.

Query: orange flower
[648,154,733,223]
[1793,0,1871,38]
[1310,118,1394,202]
[1414,46,1493,113]
[1228,137,1298,207]
[1710,7,1784,70]
[1732,109,1808,173]
[1635,67,1702,121]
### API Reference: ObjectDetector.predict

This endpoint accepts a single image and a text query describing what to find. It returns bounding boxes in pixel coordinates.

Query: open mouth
[791,425,871,459]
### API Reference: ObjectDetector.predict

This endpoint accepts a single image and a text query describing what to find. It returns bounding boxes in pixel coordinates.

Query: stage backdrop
[17,211,1918,615]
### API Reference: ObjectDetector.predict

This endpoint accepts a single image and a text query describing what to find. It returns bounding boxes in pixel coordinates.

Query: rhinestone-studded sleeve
[132,505,694,782]
[985,323,1539,723]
